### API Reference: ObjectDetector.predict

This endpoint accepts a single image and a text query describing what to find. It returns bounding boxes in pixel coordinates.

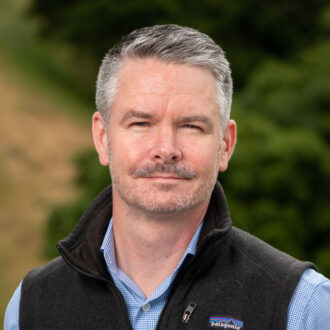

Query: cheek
[183,147,219,174]
[111,138,148,167]
[183,137,220,160]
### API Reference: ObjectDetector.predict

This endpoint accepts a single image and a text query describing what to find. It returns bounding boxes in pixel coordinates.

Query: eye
[131,122,150,127]
[183,124,202,131]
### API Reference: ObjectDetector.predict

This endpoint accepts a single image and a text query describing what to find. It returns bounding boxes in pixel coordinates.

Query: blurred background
[1,0,329,320]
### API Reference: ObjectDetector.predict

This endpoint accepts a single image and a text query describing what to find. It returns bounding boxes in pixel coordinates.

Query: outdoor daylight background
[1,0,330,321]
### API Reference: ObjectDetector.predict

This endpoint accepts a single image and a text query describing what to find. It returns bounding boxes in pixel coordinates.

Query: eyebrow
[120,110,153,125]
[179,115,214,131]
[120,111,214,131]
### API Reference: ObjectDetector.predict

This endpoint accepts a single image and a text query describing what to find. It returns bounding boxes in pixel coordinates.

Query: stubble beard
[107,142,220,214]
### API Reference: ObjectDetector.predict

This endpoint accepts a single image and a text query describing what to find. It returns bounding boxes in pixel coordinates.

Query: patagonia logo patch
[209,316,244,329]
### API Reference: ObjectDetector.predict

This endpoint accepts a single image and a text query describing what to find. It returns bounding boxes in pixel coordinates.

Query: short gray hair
[96,24,233,131]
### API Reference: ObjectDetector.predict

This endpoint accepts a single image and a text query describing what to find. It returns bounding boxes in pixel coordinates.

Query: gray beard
[107,140,220,214]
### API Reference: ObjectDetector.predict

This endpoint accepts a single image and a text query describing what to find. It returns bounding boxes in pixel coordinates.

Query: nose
[152,126,182,163]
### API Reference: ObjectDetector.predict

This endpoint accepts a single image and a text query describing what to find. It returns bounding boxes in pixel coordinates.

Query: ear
[92,112,109,166]
[218,120,237,172]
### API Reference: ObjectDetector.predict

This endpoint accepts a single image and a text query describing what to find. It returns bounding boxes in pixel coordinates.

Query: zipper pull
[182,302,197,323]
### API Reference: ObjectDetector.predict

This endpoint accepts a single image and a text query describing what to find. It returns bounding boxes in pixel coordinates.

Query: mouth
[144,175,186,180]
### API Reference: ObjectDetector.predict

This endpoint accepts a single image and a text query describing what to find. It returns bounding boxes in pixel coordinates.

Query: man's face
[93,58,236,214]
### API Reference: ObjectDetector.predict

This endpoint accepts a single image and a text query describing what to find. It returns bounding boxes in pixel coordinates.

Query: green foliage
[0,0,94,117]
[29,0,328,89]
[240,41,330,141]
[44,150,110,258]
[74,150,111,198]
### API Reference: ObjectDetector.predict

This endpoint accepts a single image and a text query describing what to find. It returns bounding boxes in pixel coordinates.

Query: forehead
[113,58,218,111]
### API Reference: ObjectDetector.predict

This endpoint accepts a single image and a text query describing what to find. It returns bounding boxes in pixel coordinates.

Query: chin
[137,203,192,214]
[134,193,205,214]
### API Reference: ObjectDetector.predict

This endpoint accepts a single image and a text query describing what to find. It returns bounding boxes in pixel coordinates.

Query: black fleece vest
[20,183,315,330]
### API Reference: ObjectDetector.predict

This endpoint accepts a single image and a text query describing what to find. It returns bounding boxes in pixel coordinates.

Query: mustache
[130,163,197,180]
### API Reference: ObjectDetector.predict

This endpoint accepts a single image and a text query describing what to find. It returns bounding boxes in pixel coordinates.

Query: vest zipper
[156,235,216,329]
[181,301,197,328]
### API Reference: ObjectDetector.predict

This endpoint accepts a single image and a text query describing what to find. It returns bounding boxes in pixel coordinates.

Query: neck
[111,190,209,298]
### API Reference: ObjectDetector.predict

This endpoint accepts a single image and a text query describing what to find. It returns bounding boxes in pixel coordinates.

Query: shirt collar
[100,217,203,277]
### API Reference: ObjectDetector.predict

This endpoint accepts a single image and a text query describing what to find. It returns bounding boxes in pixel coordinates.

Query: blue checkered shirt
[100,218,203,329]
[4,220,330,329]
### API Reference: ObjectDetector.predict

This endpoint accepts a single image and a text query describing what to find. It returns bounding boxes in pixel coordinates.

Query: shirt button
[141,303,151,312]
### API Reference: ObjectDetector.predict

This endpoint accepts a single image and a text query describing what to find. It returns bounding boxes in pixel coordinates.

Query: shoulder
[288,268,330,329]
[230,227,315,283]
[22,257,70,293]
[226,227,318,328]
[4,282,22,330]
[19,257,83,327]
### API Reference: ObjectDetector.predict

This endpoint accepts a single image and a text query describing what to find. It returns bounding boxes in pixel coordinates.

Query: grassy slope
[0,0,94,320]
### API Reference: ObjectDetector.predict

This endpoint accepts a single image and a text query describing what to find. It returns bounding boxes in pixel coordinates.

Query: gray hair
[96,24,233,131]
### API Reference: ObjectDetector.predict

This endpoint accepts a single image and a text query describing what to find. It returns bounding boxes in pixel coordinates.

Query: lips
[146,174,184,179]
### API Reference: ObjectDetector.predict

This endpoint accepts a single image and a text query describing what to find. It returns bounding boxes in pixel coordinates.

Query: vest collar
[57,181,232,280]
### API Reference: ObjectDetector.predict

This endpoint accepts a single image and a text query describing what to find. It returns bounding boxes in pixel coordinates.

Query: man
[5,24,329,330]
